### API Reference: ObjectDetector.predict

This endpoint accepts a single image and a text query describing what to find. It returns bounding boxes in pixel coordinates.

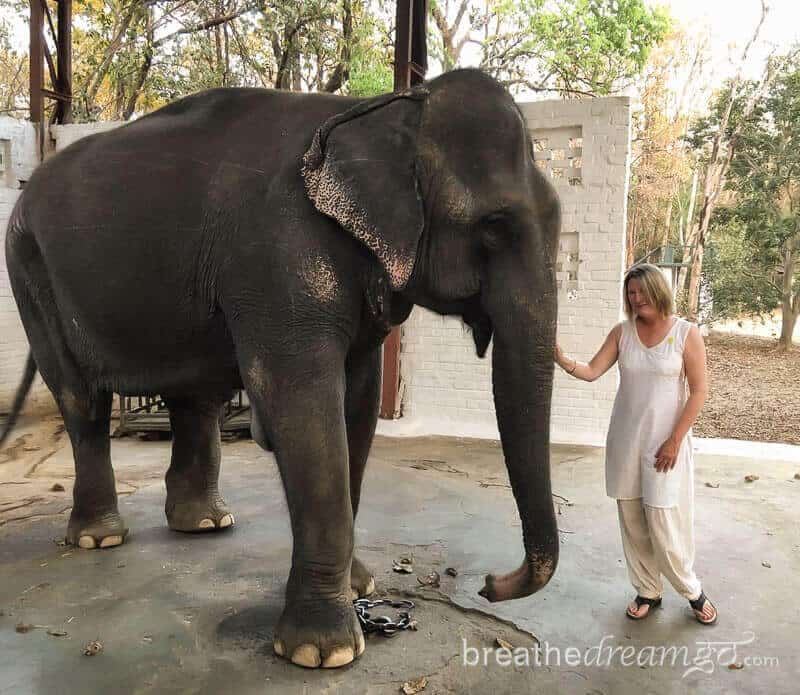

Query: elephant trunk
[478,302,559,602]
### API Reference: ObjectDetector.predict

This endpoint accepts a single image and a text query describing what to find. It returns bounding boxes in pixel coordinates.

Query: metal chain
[353,598,416,637]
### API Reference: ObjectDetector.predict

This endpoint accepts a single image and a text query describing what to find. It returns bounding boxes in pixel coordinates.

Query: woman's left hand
[655,436,680,472]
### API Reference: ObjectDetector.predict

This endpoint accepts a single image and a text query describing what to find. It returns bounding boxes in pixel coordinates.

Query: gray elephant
[1,69,560,668]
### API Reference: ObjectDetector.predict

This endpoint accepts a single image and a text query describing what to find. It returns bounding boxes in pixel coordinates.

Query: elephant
[1,68,561,669]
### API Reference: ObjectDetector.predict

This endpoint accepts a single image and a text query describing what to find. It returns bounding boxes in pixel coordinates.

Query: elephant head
[303,68,561,603]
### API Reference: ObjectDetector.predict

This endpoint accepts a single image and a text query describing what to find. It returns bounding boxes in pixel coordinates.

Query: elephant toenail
[273,639,285,656]
[356,632,366,657]
[291,644,321,668]
[99,535,124,548]
[219,514,234,528]
[78,535,97,549]
[365,577,375,596]
[322,646,355,668]
[198,519,215,529]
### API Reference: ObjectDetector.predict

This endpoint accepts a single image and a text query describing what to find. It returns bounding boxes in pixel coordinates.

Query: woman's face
[627,278,656,319]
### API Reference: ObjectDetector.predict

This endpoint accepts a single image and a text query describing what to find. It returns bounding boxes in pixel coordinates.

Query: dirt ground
[694,332,800,445]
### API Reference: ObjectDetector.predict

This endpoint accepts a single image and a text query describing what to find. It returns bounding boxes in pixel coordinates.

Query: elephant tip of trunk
[478,555,557,603]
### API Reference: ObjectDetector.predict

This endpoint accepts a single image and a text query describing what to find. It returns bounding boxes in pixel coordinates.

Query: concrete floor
[1,418,798,694]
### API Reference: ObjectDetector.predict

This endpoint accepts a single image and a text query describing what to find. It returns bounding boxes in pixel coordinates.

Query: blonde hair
[623,263,673,319]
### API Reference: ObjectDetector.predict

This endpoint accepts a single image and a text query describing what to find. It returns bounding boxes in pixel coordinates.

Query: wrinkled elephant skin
[2,69,561,668]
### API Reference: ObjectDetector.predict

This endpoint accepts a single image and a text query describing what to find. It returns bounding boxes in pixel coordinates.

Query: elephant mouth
[462,296,493,358]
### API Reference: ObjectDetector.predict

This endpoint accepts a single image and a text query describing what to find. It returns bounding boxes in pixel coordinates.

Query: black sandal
[625,595,662,620]
[689,591,718,625]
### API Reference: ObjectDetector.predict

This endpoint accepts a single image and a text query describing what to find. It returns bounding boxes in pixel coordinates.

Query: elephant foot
[273,595,365,668]
[165,494,235,533]
[66,509,128,549]
[350,555,375,599]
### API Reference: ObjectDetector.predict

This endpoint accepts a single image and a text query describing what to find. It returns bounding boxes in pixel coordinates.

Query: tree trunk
[780,304,798,350]
[214,4,223,77]
[663,195,674,248]
[122,8,154,120]
[274,22,306,90]
[627,197,638,267]
[223,16,231,86]
[431,1,469,69]
[82,1,138,115]
[677,161,698,294]
[779,238,798,350]
[322,0,352,92]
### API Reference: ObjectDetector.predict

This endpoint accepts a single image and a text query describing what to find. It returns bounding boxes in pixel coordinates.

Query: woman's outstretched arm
[554,324,622,383]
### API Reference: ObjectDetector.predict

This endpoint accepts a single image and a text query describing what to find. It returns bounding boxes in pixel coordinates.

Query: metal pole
[393,0,412,91]
[29,0,44,156]
[57,0,73,124]
[380,0,427,419]
[380,0,412,419]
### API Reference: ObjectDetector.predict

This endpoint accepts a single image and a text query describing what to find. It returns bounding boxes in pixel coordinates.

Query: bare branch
[501,77,597,98]
[152,4,259,48]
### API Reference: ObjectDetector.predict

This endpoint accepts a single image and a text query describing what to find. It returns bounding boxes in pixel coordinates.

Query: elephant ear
[302,88,428,291]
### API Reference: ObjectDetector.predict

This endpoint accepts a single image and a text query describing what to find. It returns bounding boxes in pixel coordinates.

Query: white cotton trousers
[617,498,702,601]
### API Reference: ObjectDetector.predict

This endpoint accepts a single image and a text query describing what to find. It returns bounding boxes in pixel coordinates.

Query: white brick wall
[0,117,51,413]
[49,122,123,151]
[398,97,631,446]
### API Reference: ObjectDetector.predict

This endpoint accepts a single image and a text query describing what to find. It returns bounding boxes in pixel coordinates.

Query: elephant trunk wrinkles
[478,306,559,602]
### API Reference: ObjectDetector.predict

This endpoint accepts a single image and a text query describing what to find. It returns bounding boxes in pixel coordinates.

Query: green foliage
[431,0,670,96]
[0,0,394,121]
[703,52,800,329]
[347,54,393,96]
[685,79,758,154]
[1,0,670,118]
[521,0,670,94]
[346,8,393,96]
[0,14,27,116]
[704,211,781,321]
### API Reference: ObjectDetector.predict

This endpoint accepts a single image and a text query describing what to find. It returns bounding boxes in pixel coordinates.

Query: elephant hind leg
[163,396,234,532]
[63,390,127,549]
[25,304,125,549]
[6,231,126,548]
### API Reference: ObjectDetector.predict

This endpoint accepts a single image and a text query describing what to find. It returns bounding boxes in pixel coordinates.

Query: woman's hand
[554,344,566,366]
[655,436,680,472]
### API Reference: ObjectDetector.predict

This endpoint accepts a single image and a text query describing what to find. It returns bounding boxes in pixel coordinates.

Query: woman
[555,263,717,624]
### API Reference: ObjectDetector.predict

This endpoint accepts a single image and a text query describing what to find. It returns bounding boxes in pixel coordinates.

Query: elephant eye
[480,212,512,250]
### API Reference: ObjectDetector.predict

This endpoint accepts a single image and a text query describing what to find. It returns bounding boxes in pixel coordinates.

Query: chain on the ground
[353,598,415,636]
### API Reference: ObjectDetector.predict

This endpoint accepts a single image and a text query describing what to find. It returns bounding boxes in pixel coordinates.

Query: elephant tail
[0,352,38,448]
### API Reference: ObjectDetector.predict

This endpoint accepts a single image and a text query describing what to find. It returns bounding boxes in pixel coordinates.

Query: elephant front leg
[345,346,382,599]
[163,397,234,532]
[246,356,363,669]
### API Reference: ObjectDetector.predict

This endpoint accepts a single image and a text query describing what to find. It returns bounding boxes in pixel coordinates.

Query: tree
[702,209,782,325]
[0,15,26,117]
[626,26,710,266]
[713,59,800,349]
[0,0,394,121]
[428,0,670,97]
[676,1,797,320]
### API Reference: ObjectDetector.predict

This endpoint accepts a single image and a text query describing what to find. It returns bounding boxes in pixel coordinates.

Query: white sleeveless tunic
[605,317,695,508]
